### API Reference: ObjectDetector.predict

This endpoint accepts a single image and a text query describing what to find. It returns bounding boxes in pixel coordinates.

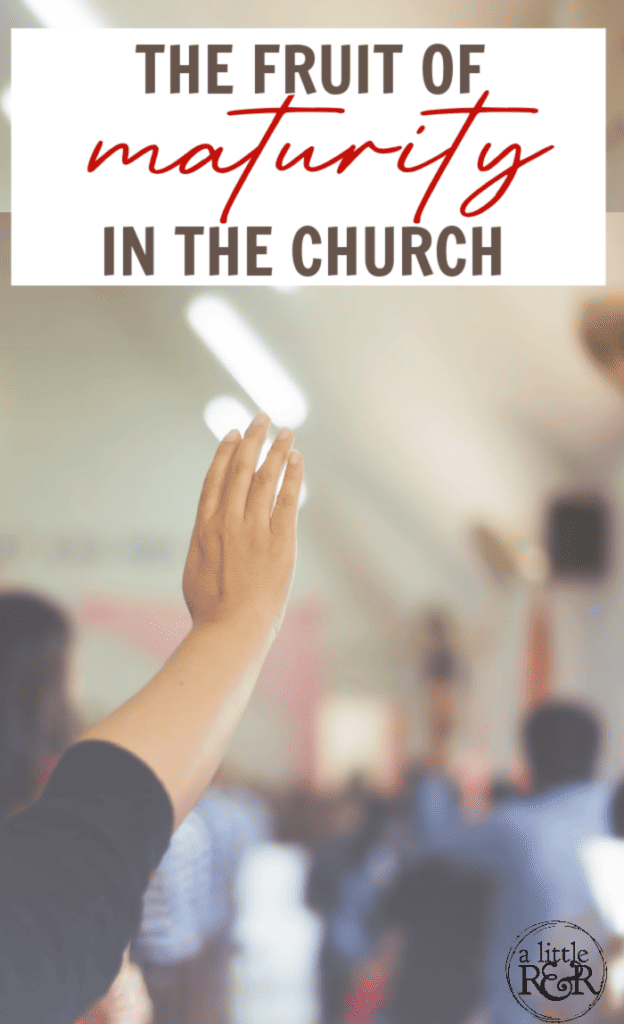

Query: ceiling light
[204,395,255,441]
[204,395,273,462]
[204,396,307,507]
[20,0,105,27]
[188,296,308,429]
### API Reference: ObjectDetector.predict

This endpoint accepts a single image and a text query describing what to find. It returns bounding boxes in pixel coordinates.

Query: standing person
[407,610,463,850]
[0,591,81,823]
[307,786,388,1024]
[431,701,611,1024]
[338,790,416,1024]
[0,591,153,1024]
[0,414,304,1023]
[371,856,494,1024]
[306,781,371,1024]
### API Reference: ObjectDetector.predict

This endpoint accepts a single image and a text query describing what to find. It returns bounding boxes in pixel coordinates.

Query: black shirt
[0,740,173,1024]
[379,856,493,1024]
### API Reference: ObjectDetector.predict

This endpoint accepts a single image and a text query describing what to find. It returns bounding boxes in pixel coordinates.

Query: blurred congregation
[6,582,624,1024]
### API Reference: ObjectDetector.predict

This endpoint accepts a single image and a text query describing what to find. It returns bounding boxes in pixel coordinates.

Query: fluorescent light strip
[188,296,308,429]
[204,396,307,507]
[20,0,105,27]
[204,395,256,442]
[1,87,10,121]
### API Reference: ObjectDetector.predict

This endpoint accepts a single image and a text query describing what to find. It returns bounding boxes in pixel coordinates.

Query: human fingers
[271,450,304,536]
[193,429,241,528]
[222,413,271,521]
[245,427,295,523]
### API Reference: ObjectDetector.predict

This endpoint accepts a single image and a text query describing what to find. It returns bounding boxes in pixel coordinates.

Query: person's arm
[81,413,303,830]
[0,740,174,1024]
[79,950,152,1024]
[0,414,302,1023]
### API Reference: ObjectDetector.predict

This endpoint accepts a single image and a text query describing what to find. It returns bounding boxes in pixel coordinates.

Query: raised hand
[182,412,303,639]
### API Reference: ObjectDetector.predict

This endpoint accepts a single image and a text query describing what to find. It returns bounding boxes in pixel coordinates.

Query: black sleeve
[0,740,174,1024]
